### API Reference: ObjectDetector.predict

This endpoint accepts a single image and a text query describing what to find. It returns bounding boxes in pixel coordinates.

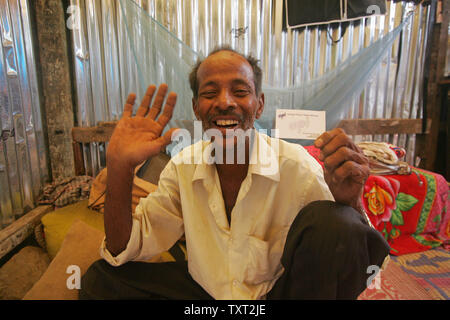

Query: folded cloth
[88,162,157,214]
[357,142,411,175]
[88,153,169,214]
[39,176,93,208]
[358,141,400,165]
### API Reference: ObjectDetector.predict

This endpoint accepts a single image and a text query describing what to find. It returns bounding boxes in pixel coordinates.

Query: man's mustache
[206,110,244,123]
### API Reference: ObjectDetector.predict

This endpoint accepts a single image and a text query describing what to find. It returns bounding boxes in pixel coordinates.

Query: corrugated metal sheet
[0,0,49,228]
[69,0,430,175]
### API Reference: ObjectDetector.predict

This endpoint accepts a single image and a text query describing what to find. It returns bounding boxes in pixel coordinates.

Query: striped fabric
[390,248,450,300]
[39,176,93,208]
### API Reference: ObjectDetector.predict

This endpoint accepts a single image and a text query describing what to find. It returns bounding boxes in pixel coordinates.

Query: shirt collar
[191,141,214,183]
[191,130,280,183]
[248,131,280,182]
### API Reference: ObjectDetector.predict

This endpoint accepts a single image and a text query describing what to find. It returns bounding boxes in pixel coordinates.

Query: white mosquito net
[118,0,412,145]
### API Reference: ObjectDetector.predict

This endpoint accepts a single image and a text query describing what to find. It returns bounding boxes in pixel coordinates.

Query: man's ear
[256,93,265,119]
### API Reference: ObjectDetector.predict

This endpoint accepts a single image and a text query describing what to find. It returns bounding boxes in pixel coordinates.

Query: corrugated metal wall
[69,0,431,176]
[0,0,49,228]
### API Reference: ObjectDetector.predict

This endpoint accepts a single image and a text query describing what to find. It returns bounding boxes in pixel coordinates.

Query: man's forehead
[197,50,254,82]
[205,49,247,63]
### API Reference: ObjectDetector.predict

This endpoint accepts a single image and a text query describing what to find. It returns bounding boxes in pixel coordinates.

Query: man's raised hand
[106,83,178,170]
[314,128,370,211]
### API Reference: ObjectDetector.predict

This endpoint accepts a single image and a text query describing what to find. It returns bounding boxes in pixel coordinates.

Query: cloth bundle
[39,176,93,208]
[357,142,411,175]
[88,163,157,214]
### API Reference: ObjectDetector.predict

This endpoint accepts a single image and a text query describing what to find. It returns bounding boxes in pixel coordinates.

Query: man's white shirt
[100,131,334,299]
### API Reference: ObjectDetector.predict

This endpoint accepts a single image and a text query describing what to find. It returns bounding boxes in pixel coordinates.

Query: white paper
[275,109,326,140]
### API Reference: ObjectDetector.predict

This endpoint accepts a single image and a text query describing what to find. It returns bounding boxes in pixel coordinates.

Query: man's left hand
[314,128,370,211]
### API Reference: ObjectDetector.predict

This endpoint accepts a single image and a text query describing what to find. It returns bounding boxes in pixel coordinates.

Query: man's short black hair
[189,45,263,100]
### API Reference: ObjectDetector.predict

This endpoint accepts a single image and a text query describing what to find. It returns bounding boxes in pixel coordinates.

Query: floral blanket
[304,146,450,256]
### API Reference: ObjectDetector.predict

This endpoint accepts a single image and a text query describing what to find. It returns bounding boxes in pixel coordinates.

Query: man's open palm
[106,83,178,170]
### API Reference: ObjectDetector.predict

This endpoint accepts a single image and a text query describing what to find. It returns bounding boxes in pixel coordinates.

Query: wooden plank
[96,121,117,128]
[336,119,431,135]
[0,205,53,260]
[33,0,75,180]
[71,124,116,143]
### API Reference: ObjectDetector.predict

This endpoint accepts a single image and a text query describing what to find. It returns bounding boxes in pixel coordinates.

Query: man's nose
[215,90,236,110]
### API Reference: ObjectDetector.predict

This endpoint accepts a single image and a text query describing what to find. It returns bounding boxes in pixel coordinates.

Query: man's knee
[273,200,390,299]
[292,200,368,240]
[79,259,114,300]
[301,200,364,223]
[287,200,390,268]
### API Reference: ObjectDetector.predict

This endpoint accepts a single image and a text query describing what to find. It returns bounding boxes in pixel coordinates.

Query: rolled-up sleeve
[100,161,184,266]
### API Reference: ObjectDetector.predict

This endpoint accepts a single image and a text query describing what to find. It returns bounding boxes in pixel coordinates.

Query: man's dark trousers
[79,200,390,299]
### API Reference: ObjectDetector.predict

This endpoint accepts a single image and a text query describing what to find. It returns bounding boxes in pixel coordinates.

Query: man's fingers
[323,147,368,173]
[148,83,168,120]
[136,85,157,117]
[156,92,177,128]
[151,128,179,151]
[320,131,350,159]
[122,93,136,118]
[316,129,358,161]
[330,160,370,185]
[315,128,345,148]
[163,128,179,145]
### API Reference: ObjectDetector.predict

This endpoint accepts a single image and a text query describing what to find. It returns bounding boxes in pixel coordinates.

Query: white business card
[275,109,326,140]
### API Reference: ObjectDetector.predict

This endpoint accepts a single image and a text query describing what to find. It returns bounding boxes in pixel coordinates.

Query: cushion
[23,220,103,300]
[0,246,50,299]
[25,220,183,299]
[41,200,104,259]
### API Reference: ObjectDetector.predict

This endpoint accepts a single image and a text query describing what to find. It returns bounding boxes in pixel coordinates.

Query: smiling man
[80,47,390,300]
[191,49,264,143]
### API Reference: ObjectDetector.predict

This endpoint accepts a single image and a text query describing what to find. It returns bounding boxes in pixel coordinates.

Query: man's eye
[234,90,249,96]
[200,91,216,98]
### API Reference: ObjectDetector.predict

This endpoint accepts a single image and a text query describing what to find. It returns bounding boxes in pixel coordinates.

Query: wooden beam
[0,205,53,260]
[336,119,431,135]
[71,122,117,143]
[32,0,75,180]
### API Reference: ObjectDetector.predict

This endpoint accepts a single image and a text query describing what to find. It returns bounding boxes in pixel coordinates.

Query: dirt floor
[0,246,50,300]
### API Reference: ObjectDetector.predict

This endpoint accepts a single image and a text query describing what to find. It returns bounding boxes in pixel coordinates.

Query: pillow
[23,220,103,300]
[41,200,104,259]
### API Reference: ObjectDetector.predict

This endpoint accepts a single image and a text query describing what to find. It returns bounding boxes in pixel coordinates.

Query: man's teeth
[216,120,238,126]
